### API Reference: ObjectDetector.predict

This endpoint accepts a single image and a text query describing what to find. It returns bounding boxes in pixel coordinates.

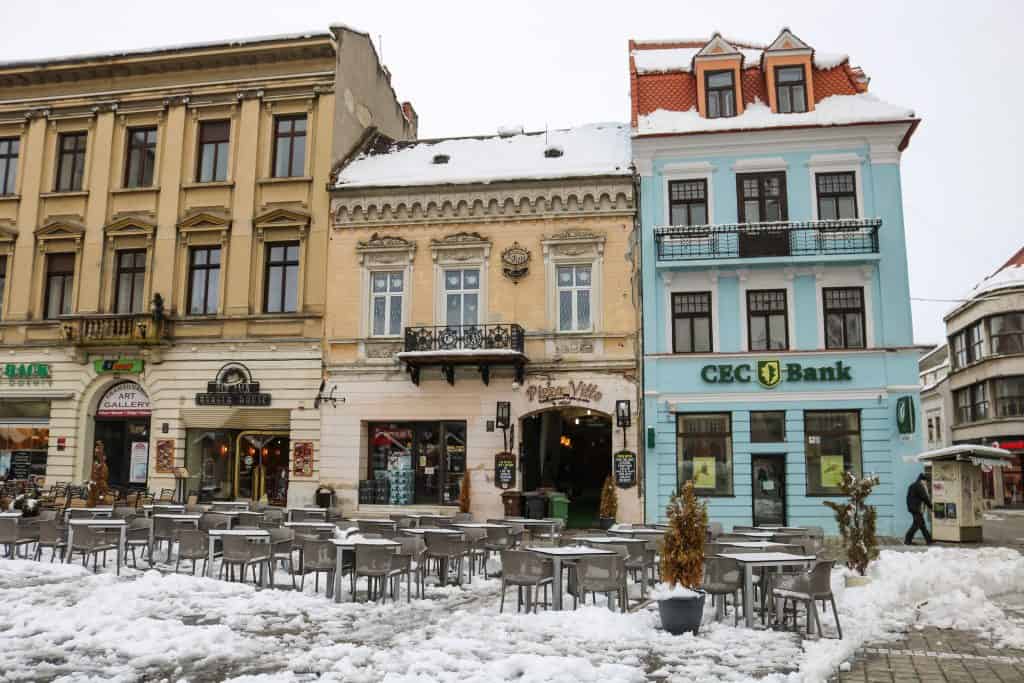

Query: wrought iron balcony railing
[404,324,525,353]
[654,218,882,261]
[62,313,166,346]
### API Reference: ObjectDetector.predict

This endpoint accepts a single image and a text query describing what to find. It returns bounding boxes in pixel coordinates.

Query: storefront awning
[180,408,291,431]
[903,445,1017,468]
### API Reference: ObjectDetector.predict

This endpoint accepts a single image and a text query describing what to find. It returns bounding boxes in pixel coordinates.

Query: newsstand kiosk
[906,445,1016,542]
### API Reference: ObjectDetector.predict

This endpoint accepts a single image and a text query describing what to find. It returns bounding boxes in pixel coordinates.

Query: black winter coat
[906,479,932,513]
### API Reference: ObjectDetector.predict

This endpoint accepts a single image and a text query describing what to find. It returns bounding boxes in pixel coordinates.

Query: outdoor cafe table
[149,513,202,565]
[451,522,508,530]
[329,537,401,602]
[0,511,23,518]
[754,526,809,533]
[283,521,337,532]
[142,504,185,517]
[494,517,561,538]
[205,529,271,585]
[65,518,127,575]
[400,513,449,528]
[728,531,777,539]
[716,540,788,550]
[526,545,616,610]
[63,506,113,522]
[285,507,327,522]
[400,527,462,536]
[210,501,250,512]
[718,552,817,628]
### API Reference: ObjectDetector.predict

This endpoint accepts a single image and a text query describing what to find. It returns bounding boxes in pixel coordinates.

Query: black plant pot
[657,591,707,635]
[598,517,615,530]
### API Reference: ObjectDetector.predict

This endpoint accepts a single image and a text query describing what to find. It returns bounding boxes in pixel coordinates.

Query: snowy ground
[0,546,1022,683]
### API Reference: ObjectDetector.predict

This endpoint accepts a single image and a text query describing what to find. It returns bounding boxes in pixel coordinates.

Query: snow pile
[960,248,1024,302]
[636,93,915,136]
[632,46,848,74]
[335,122,631,189]
[650,582,700,600]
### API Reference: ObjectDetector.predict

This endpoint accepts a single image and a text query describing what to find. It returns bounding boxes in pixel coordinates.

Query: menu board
[11,451,33,479]
[614,450,637,488]
[494,452,517,490]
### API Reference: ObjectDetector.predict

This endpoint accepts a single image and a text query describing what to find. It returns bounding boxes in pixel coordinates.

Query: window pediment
[0,221,16,243]
[430,231,491,263]
[178,208,231,245]
[105,212,156,239]
[254,205,311,243]
[696,34,740,59]
[542,229,606,259]
[766,28,811,54]
[356,232,416,266]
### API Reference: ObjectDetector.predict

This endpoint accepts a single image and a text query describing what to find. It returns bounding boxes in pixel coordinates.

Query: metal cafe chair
[498,550,553,614]
[772,560,842,639]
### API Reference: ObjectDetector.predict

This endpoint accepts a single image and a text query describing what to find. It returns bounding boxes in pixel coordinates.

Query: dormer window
[705,71,736,118]
[775,66,807,113]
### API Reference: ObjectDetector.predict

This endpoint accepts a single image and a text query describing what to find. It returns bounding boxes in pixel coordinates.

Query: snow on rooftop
[636,93,914,136]
[632,45,848,74]
[335,122,632,189]
[960,247,1024,303]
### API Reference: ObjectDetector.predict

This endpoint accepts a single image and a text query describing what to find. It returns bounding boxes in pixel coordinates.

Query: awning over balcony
[399,324,528,386]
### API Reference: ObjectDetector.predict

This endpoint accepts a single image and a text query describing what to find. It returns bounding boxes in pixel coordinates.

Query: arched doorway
[93,381,151,490]
[520,407,612,528]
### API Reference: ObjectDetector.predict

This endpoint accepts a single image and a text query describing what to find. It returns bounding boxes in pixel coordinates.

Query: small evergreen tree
[459,469,471,513]
[599,474,618,520]
[823,472,880,576]
[660,481,708,589]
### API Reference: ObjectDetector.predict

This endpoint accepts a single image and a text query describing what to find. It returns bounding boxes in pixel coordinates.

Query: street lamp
[615,399,631,449]
[496,401,511,451]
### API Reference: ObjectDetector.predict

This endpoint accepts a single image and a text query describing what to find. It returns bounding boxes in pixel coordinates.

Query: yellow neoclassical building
[0,27,415,505]
[324,124,643,523]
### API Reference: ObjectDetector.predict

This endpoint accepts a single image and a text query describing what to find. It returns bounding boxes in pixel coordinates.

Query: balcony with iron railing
[62,313,167,347]
[397,323,527,386]
[653,218,882,264]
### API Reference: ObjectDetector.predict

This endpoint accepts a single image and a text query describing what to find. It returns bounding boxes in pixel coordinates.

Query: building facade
[325,124,642,523]
[0,28,416,505]
[632,30,925,534]
[941,247,1024,506]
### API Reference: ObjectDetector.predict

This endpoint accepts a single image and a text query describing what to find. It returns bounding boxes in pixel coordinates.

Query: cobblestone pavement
[833,595,1024,683]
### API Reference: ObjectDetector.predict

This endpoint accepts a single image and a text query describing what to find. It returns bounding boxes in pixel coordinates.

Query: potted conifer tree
[598,474,617,529]
[823,471,880,587]
[655,481,708,635]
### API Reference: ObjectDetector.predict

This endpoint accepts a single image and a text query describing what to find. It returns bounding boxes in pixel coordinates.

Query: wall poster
[693,456,716,489]
[155,439,175,473]
[820,455,845,488]
[292,441,314,477]
[129,441,149,483]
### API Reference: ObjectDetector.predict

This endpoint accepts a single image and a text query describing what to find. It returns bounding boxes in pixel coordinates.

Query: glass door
[441,422,467,505]
[751,454,786,526]
[235,432,290,505]
[414,424,441,504]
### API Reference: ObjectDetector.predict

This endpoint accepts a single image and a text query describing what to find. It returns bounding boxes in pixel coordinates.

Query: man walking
[905,472,934,545]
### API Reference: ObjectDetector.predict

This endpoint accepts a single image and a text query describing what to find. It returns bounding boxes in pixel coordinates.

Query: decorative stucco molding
[355,233,416,266]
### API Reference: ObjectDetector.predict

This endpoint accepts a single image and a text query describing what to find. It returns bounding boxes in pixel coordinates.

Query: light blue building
[630,30,925,535]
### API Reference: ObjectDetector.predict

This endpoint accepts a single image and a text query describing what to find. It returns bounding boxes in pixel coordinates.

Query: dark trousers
[904,510,932,544]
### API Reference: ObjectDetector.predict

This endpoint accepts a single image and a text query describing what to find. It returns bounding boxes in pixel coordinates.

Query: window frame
[823,286,866,350]
[55,131,87,193]
[271,114,307,179]
[736,171,788,223]
[989,312,1024,356]
[195,120,230,183]
[804,410,863,497]
[667,178,709,227]
[44,252,76,319]
[704,69,736,119]
[994,376,1024,418]
[676,412,733,497]
[0,254,6,319]
[774,65,808,114]
[443,267,481,327]
[556,263,593,333]
[746,289,789,351]
[113,249,147,314]
[262,241,300,314]
[187,245,222,316]
[123,126,158,188]
[369,269,405,338]
[0,137,18,196]
[815,171,859,221]
[966,321,984,363]
[750,411,786,443]
[671,291,712,353]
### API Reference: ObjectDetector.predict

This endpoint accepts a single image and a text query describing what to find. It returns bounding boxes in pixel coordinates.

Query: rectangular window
[672,292,712,353]
[705,70,736,119]
[824,287,866,349]
[804,410,862,496]
[0,137,18,195]
[994,377,1024,418]
[970,382,989,421]
[990,313,1024,355]
[747,289,788,351]
[750,411,786,443]
[0,255,6,319]
[123,127,157,188]
[737,172,787,223]
[966,321,984,363]
[44,253,75,319]
[188,246,221,315]
[677,413,732,496]
[816,172,858,220]
[927,417,935,444]
[668,179,708,226]
[263,242,299,313]
[934,414,941,438]
[272,115,307,178]
[775,65,808,113]
[366,421,467,505]
[557,264,592,332]
[444,268,480,326]
[954,387,970,424]
[196,120,230,183]
[114,249,146,314]
[55,132,87,192]
[951,332,967,370]
[371,270,404,336]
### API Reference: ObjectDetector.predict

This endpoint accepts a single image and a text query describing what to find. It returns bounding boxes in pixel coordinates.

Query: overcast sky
[3,0,1020,346]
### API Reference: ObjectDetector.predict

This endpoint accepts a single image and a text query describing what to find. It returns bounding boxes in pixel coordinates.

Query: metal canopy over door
[751,454,786,526]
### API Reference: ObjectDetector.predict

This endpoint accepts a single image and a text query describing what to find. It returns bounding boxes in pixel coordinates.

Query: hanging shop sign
[526,380,602,406]
[94,358,144,374]
[896,396,916,435]
[494,452,517,490]
[97,381,152,417]
[195,362,271,406]
[292,442,314,477]
[700,360,853,389]
[4,362,51,385]
[501,242,531,282]
[613,450,637,489]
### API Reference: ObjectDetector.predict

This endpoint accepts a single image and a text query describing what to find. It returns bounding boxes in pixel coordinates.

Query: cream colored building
[0,28,415,505]
[325,124,643,523]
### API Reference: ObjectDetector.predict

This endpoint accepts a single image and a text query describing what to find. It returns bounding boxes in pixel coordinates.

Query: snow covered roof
[636,94,915,136]
[904,445,1017,466]
[961,246,1024,301]
[334,123,632,189]
[632,46,847,75]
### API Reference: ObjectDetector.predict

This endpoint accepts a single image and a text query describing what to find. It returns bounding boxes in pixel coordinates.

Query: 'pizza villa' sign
[526,381,602,405]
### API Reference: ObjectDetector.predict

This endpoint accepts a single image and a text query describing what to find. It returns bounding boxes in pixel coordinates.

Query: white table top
[729,531,777,539]
[66,506,113,512]
[152,513,202,521]
[210,502,250,508]
[204,510,240,517]
[287,507,326,513]
[719,552,815,564]
[0,511,23,517]
[501,517,559,524]
[718,541,787,549]
[527,545,615,557]
[284,522,336,529]
[347,518,396,524]
[754,526,809,532]
[576,536,646,544]
[68,519,126,527]
[401,527,462,535]
[401,513,448,519]
[208,529,270,537]
[452,522,507,529]
[332,538,400,548]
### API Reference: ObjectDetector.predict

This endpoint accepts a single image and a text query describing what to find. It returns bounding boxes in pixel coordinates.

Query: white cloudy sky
[3,0,1020,345]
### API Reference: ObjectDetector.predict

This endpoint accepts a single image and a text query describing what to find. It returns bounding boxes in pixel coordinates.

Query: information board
[494,452,517,490]
[614,450,637,488]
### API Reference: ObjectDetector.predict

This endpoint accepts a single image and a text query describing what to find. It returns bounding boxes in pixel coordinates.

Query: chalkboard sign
[614,450,636,489]
[494,452,517,490]
[10,451,47,480]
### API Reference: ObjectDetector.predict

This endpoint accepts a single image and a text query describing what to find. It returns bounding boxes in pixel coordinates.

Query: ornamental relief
[365,341,403,359]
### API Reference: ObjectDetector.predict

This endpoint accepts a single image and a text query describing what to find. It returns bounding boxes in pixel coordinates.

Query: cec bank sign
[701,359,853,389]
